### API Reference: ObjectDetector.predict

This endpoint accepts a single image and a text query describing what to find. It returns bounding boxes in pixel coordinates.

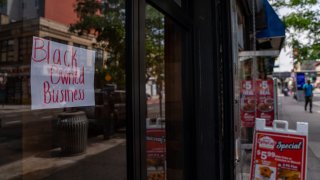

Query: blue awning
[256,0,285,39]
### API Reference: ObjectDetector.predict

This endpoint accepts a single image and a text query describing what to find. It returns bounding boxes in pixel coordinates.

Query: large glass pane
[145,5,185,180]
[0,0,126,179]
[235,49,281,177]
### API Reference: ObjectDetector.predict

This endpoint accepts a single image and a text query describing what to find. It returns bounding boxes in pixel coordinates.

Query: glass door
[144,4,190,180]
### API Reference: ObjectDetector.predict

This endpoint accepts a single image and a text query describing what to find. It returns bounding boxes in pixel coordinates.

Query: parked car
[111,90,126,130]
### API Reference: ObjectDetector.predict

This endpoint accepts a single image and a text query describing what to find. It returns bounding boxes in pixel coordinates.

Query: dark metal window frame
[126,0,195,179]
[0,39,15,63]
[125,0,146,179]
[126,0,235,179]
[189,0,235,179]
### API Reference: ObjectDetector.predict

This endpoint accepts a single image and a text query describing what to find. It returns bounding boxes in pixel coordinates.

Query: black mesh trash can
[57,111,88,156]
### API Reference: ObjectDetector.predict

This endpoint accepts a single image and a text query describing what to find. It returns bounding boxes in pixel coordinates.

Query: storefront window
[145,5,186,180]
[0,0,126,179]
[237,51,280,178]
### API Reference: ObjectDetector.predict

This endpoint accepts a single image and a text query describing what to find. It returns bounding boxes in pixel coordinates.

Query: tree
[272,0,320,62]
[70,1,164,90]
[70,1,165,91]
[145,5,165,117]
[70,0,126,89]
[145,5,164,83]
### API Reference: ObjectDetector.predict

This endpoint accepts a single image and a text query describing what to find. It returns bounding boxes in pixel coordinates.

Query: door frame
[126,0,195,179]
[125,0,235,179]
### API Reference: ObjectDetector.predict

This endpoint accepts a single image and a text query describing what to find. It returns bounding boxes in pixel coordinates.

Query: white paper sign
[31,36,95,110]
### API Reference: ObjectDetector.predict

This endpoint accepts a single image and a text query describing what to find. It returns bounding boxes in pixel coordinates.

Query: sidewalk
[240,93,320,180]
[277,94,320,180]
[0,135,126,180]
[0,105,31,114]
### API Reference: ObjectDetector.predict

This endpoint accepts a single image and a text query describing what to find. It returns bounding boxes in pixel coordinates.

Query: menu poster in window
[240,80,255,127]
[30,37,95,110]
[256,79,274,126]
[146,123,166,180]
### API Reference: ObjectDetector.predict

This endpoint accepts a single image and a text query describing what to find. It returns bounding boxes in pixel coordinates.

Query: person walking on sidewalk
[303,79,314,113]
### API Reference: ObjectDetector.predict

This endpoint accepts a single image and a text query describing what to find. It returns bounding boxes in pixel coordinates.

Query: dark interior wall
[218,0,236,179]
[193,0,221,179]
[193,0,235,179]
[126,0,235,179]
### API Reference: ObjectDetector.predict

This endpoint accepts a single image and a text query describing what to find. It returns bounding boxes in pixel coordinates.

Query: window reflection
[145,5,185,180]
[145,6,166,180]
[239,56,278,177]
[0,0,126,179]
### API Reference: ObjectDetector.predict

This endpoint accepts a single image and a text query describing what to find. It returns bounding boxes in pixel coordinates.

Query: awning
[256,0,285,39]
[256,0,285,51]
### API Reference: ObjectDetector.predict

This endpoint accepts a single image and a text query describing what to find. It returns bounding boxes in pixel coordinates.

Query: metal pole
[250,0,257,143]
[252,0,257,80]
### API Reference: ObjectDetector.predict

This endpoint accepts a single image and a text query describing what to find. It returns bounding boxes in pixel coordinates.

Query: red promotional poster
[146,128,166,180]
[250,120,308,180]
[240,80,256,127]
[256,79,274,126]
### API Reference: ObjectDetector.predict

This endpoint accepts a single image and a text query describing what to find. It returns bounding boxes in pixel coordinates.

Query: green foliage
[272,0,317,8]
[145,5,165,82]
[70,1,165,89]
[70,0,126,89]
[271,0,320,62]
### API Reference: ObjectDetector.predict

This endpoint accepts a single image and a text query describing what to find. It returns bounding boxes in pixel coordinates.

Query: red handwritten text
[43,81,85,104]
[32,37,88,105]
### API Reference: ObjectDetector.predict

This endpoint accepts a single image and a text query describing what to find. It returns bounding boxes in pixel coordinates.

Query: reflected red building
[0,0,99,104]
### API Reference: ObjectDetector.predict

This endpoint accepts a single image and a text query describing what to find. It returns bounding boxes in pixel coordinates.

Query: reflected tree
[145,6,164,83]
[145,6,165,117]
[70,1,165,112]
[70,0,126,89]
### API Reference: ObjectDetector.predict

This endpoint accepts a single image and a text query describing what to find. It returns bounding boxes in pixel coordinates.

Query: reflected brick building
[0,0,102,104]
[0,0,77,24]
[0,17,98,104]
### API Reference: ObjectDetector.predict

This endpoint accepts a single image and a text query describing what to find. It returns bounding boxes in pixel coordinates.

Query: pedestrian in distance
[303,79,314,113]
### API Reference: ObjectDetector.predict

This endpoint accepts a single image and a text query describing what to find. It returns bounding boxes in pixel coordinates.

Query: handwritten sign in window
[31,37,95,110]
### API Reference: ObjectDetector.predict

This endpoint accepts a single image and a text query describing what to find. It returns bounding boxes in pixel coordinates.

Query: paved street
[0,98,163,180]
[1,92,319,179]
[278,92,320,180]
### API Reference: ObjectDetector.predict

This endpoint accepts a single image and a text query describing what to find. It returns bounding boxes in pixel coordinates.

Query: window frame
[126,0,235,179]
[125,0,195,179]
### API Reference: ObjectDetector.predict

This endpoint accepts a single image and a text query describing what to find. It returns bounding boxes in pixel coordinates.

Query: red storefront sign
[240,80,255,127]
[250,119,308,180]
[146,128,166,159]
[256,79,274,126]
[146,128,166,180]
